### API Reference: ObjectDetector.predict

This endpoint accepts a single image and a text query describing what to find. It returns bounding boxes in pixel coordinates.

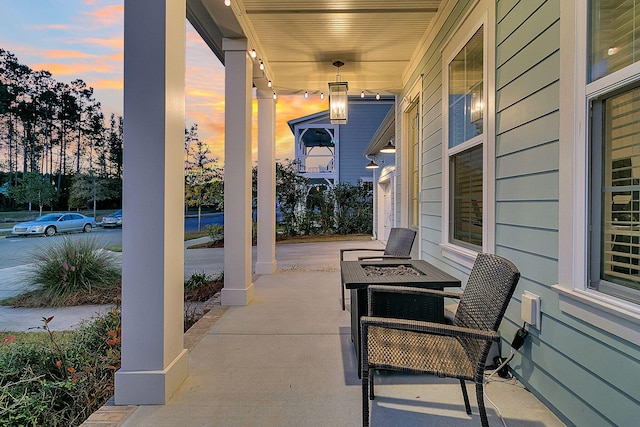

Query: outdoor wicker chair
[339,227,416,310]
[360,253,520,427]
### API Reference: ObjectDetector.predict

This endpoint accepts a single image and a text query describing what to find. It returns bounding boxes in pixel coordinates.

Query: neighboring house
[121,2,639,426]
[288,98,394,188]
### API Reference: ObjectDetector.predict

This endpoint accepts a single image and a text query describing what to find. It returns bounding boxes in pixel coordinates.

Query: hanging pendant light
[329,61,348,124]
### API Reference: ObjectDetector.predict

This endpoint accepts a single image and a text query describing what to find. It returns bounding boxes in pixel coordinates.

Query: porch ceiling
[187,0,443,95]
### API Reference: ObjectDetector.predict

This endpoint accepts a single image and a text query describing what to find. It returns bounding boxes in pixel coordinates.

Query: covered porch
[87,241,564,427]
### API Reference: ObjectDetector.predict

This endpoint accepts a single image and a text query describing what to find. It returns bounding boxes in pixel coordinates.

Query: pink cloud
[79,37,123,50]
[45,49,95,59]
[91,78,123,90]
[31,61,113,76]
[26,23,77,31]
[81,5,124,27]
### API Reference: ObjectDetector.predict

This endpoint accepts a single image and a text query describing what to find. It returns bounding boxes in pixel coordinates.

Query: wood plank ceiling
[191,0,442,96]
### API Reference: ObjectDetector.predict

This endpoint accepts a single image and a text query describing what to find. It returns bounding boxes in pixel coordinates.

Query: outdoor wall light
[365,160,380,169]
[329,61,348,124]
[379,139,396,154]
[365,156,380,169]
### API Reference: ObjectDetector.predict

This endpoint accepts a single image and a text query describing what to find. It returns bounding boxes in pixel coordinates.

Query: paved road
[0,212,226,269]
[0,228,123,269]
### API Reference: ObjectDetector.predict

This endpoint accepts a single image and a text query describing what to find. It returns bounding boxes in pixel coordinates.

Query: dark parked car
[12,213,96,236]
[102,209,123,228]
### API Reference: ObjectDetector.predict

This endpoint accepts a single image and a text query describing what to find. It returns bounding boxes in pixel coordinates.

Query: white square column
[255,89,277,274]
[116,0,187,404]
[221,38,255,305]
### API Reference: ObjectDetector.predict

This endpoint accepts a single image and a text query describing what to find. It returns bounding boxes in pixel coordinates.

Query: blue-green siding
[404,0,640,426]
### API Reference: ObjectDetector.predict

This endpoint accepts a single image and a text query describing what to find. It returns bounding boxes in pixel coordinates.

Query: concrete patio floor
[84,240,565,427]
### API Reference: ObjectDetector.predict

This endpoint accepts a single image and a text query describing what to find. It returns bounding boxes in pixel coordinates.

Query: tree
[184,124,221,230]
[107,113,123,178]
[67,173,118,216]
[333,180,373,235]
[276,160,308,236]
[7,172,57,216]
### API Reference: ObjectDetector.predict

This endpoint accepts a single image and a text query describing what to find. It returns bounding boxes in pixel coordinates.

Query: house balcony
[84,240,566,427]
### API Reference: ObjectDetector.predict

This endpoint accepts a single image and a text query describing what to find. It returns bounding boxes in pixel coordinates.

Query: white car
[12,213,96,236]
[101,209,123,228]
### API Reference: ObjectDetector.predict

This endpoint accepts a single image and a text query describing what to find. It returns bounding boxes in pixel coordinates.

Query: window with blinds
[451,145,483,247]
[447,25,484,250]
[590,0,640,81]
[591,87,640,302]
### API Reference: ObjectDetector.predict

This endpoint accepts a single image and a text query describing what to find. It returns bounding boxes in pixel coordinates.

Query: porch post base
[255,261,277,274]
[221,284,255,306]
[114,349,188,405]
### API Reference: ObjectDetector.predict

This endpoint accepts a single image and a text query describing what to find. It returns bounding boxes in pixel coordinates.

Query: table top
[340,259,461,290]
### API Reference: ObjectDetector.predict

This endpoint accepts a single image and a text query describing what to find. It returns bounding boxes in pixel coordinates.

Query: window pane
[408,101,419,228]
[451,145,483,247]
[597,88,640,299]
[449,26,483,148]
[590,0,640,81]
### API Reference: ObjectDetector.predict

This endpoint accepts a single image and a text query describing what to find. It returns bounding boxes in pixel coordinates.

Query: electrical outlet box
[521,291,541,329]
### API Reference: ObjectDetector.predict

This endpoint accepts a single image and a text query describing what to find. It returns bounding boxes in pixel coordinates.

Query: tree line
[0,48,123,212]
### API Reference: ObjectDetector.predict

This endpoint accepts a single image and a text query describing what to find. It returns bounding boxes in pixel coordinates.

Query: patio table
[340,259,461,376]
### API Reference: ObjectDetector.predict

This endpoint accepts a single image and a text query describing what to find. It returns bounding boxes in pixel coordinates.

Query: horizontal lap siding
[415,0,470,264]
[339,102,393,184]
[497,1,640,426]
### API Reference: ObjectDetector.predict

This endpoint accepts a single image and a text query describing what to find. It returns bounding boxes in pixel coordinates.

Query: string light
[267,80,272,88]
[250,49,257,58]
[273,92,277,100]
[361,91,365,98]
[224,0,230,6]
[320,92,325,100]
[304,91,309,98]
[259,60,264,70]
[376,93,380,100]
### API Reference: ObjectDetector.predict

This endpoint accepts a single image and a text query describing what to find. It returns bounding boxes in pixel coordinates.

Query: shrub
[0,310,121,427]
[205,224,224,245]
[27,237,120,303]
[184,270,212,292]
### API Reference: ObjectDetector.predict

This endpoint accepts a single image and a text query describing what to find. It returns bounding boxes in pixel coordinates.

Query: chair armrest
[360,315,500,342]
[357,255,411,261]
[340,248,384,261]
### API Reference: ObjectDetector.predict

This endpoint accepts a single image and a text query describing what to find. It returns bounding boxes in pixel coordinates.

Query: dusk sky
[0,0,327,164]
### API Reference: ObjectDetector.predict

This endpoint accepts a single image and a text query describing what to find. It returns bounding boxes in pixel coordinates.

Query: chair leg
[476,382,490,427]
[459,379,472,415]
[369,369,375,399]
[362,369,370,426]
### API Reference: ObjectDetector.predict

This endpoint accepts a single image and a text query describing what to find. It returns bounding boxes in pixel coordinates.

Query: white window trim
[401,77,423,234]
[555,0,640,345]
[441,0,495,269]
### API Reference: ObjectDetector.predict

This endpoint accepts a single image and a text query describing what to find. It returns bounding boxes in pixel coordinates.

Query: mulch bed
[6,280,224,308]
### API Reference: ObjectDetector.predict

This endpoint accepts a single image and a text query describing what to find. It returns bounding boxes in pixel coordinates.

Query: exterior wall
[403,0,640,426]
[496,2,640,426]
[338,101,393,184]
